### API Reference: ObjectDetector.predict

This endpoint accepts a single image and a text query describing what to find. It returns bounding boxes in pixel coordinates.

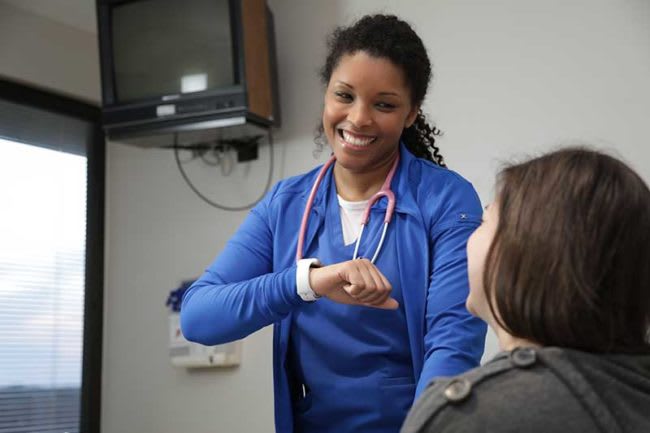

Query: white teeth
[341,130,376,147]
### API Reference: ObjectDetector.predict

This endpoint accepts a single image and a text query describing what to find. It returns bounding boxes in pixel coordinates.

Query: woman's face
[466,203,499,323]
[322,51,419,174]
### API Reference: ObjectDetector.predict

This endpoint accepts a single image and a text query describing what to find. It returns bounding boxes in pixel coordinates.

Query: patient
[401,147,650,433]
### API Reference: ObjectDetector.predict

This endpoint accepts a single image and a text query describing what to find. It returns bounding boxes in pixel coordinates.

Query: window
[0,139,86,432]
[0,80,104,433]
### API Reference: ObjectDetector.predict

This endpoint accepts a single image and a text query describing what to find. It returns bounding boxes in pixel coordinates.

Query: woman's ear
[405,105,420,129]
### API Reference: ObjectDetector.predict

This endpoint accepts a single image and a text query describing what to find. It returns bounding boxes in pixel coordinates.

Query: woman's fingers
[344,260,379,295]
[325,285,363,305]
[354,283,386,303]
[363,270,393,305]
[372,297,399,310]
[341,284,398,309]
[309,259,398,309]
[342,259,396,307]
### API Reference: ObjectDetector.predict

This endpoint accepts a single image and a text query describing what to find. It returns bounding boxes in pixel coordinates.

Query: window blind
[0,127,87,430]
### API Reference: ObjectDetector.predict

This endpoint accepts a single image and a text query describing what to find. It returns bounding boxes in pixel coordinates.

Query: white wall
[0,1,100,103]
[2,1,649,432]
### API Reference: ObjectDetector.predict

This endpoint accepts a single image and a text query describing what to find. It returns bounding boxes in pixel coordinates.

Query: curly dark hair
[318,14,445,167]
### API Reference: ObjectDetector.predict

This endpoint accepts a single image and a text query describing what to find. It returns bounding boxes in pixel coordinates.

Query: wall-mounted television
[97,0,280,144]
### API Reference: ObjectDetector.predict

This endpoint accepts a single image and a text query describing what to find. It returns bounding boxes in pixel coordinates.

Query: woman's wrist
[309,266,325,297]
[309,264,341,297]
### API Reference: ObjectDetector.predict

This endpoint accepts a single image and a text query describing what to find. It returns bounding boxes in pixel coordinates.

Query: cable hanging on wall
[173,130,274,212]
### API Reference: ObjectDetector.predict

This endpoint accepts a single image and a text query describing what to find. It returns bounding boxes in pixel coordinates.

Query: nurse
[181,14,486,433]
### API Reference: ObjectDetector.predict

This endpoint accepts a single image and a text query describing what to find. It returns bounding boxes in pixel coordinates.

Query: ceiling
[2,0,97,34]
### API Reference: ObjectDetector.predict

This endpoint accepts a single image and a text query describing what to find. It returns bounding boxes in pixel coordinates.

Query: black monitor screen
[111,0,235,103]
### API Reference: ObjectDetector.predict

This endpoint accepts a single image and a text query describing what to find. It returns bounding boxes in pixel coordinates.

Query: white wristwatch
[296,258,322,302]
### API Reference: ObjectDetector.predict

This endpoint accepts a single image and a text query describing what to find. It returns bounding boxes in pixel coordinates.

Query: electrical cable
[175,147,199,164]
[197,144,221,166]
[218,145,234,176]
[173,130,274,211]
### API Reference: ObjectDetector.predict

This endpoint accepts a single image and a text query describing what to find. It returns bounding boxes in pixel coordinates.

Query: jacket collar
[305,142,421,220]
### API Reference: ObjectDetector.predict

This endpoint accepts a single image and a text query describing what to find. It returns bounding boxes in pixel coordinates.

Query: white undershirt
[337,195,369,246]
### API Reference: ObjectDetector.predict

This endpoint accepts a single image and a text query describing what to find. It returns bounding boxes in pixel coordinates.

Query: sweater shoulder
[402,348,598,433]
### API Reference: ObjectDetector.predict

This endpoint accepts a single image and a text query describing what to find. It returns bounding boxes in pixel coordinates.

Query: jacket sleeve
[180,184,303,345]
[415,179,487,396]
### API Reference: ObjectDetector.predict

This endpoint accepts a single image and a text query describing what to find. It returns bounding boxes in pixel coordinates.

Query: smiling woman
[181,14,486,433]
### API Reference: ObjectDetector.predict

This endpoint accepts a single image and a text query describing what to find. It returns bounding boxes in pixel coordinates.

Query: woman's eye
[376,102,396,110]
[334,91,352,101]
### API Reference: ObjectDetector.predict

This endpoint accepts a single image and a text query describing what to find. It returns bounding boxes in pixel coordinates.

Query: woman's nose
[348,103,373,127]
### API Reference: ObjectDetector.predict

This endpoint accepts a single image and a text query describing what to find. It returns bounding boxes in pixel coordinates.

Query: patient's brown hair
[485,148,650,352]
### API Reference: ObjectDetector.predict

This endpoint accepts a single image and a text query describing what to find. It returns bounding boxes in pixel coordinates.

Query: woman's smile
[338,129,377,149]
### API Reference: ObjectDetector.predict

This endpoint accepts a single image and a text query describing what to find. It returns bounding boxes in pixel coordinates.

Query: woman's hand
[308,259,399,309]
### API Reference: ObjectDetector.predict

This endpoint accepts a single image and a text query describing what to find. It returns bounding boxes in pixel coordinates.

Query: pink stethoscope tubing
[295,154,399,264]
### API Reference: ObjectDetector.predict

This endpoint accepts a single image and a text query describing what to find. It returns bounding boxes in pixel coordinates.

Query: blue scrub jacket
[181,143,487,433]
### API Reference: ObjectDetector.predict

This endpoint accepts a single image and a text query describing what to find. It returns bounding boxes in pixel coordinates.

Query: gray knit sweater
[401,346,650,433]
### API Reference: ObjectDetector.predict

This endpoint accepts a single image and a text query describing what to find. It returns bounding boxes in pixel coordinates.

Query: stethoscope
[295,153,399,264]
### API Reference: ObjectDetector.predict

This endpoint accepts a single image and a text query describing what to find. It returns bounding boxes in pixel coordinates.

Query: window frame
[0,78,104,433]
